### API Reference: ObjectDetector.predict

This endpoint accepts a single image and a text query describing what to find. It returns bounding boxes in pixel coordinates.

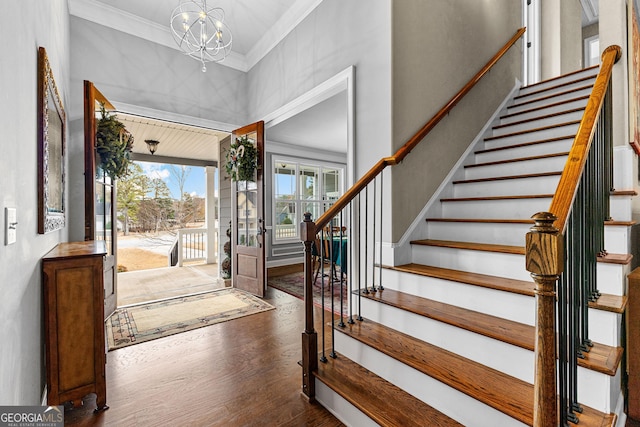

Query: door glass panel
[95,182,105,242]
[104,185,113,254]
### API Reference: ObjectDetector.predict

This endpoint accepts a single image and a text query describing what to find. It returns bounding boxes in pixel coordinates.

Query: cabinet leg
[95,395,109,413]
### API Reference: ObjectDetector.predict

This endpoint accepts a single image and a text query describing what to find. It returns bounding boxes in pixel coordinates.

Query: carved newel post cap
[303,212,312,222]
[530,212,558,232]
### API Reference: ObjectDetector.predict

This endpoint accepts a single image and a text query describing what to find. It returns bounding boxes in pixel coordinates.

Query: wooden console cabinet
[42,241,108,411]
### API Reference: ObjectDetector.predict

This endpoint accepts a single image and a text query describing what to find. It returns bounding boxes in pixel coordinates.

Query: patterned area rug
[107,288,274,350]
[268,271,348,315]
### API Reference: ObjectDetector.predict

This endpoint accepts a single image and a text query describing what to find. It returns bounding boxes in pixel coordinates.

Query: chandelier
[170,0,232,72]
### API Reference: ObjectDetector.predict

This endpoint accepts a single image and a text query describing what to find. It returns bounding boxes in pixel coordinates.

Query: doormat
[268,271,348,316]
[106,288,274,350]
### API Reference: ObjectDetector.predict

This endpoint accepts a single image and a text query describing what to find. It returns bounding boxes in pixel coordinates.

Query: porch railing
[169,228,218,266]
[300,27,526,400]
[525,45,621,426]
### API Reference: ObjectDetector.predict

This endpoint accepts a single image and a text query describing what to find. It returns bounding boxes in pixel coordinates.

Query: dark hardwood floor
[64,287,343,426]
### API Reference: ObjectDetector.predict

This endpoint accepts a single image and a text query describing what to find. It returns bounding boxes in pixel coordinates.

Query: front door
[84,80,118,320]
[231,121,265,297]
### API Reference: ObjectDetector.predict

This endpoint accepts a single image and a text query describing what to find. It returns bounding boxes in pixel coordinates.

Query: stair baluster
[526,45,621,427]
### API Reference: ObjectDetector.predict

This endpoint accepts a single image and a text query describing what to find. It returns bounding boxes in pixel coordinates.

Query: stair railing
[300,27,526,400]
[525,45,621,427]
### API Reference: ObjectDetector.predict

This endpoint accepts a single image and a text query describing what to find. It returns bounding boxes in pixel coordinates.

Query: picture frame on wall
[37,46,66,234]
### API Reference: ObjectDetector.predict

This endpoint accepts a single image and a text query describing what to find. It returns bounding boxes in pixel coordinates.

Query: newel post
[526,212,563,427]
[300,212,317,400]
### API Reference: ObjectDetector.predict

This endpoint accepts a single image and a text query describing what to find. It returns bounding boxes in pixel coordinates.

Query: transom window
[273,158,344,241]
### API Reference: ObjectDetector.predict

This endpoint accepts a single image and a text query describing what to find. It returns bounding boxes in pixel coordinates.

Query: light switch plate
[5,207,16,245]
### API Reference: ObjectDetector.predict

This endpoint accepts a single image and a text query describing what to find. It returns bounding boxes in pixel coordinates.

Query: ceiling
[73,0,347,164]
[78,0,598,164]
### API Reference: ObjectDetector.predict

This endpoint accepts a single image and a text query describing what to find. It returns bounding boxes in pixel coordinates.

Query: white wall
[0,0,70,405]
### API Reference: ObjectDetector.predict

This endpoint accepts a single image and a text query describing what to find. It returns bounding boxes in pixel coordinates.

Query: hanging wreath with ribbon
[225,136,258,181]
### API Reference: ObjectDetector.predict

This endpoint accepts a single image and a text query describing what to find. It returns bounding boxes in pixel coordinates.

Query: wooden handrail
[313,27,526,232]
[548,45,622,232]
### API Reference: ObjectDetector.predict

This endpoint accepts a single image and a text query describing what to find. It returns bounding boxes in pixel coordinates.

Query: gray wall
[390,0,523,240]
[0,0,70,405]
[246,0,392,183]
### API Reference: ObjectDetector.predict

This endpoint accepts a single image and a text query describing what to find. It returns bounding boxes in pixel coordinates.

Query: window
[273,158,345,241]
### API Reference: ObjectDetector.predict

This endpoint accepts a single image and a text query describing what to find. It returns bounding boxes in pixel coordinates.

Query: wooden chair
[313,226,347,285]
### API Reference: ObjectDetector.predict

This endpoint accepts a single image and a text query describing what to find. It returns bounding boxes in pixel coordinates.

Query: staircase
[311,66,631,426]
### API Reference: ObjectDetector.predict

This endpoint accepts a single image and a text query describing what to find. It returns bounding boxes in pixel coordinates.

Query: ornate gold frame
[37,47,66,234]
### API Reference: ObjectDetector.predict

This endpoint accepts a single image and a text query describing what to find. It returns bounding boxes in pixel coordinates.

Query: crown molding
[69,0,247,71]
[69,0,324,72]
[244,0,324,70]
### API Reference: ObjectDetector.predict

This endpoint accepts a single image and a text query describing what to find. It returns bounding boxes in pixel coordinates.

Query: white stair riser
[508,87,593,114]
[427,221,530,246]
[578,367,621,414]
[427,220,629,252]
[358,299,534,383]
[483,123,580,149]
[597,262,630,296]
[411,245,531,281]
[465,156,566,180]
[611,196,633,222]
[518,71,597,96]
[500,98,589,125]
[381,269,621,344]
[381,268,535,325]
[492,111,584,136]
[605,226,631,254]
[453,175,560,198]
[411,245,629,289]
[340,305,618,414]
[589,309,623,347]
[514,79,595,104]
[474,139,574,163]
[315,381,379,427]
[441,198,550,219]
[334,330,528,427]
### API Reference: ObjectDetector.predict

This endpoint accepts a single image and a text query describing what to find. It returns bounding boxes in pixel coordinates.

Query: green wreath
[95,104,134,179]
[225,136,258,181]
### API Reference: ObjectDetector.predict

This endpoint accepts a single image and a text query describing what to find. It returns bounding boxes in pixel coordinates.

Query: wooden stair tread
[465,152,568,168]
[426,218,634,229]
[476,135,575,154]
[440,194,553,202]
[501,95,590,120]
[485,120,581,142]
[520,65,597,91]
[388,263,625,314]
[389,263,534,296]
[511,84,594,108]
[412,239,633,265]
[612,189,638,196]
[426,218,534,224]
[598,253,633,265]
[411,238,526,255]
[452,171,561,185]
[514,75,596,100]
[337,318,614,426]
[359,288,621,376]
[494,108,584,130]
[314,353,463,427]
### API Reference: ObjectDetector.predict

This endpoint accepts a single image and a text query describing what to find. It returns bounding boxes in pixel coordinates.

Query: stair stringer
[387,80,522,267]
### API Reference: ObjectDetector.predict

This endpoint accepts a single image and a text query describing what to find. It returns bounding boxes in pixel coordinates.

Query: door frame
[83,81,118,319]
[231,121,266,297]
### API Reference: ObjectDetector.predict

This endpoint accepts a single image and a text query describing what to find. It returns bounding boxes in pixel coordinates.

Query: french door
[84,80,117,319]
[231,121,266,297]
